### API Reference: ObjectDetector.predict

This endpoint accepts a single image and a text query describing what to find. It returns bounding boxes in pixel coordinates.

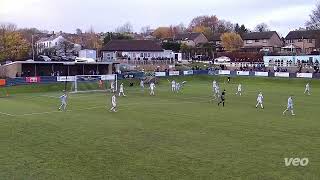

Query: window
[246,40,253,44]
[298,39,303,42]
[263,39,267,43]
[140,53,143,57]
[308,39,313,43]
[255,40,259,42]
[148,53,151,57]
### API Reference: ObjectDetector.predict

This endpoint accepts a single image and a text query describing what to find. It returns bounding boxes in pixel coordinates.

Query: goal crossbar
[72,74,118,93]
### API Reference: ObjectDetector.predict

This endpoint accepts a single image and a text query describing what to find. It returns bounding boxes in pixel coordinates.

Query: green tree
[103,32,133,46]
[221,32,243,52]
[162,42,181,52]
[0,23,30,61]
[234,24,248,36]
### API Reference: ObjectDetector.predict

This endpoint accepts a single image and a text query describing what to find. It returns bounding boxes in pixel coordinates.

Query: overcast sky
[0,0,318,36]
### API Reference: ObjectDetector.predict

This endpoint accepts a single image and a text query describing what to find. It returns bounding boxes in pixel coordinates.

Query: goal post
[68,74,117,93]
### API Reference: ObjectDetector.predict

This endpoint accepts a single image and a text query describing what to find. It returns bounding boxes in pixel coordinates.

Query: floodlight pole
[32,35,35,61]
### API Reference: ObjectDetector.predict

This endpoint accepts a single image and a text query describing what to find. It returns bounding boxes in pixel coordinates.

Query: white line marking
[0,111,15,116]
[14,100,206,117]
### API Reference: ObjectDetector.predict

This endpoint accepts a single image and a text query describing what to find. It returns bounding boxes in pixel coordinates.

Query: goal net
[68,74,117,93]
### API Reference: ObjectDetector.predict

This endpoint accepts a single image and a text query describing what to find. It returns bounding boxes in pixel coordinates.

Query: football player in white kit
[304,83,311,95]
[150,82,156,96]
[118,83,126,97]
[283,96,295,116]
[109,93,117,112]
[59,91,68,111]
[215,84,220,98]
[171,80,176,92]
[176,82,181,93]
[212,80,217,95]
[212,80,217,90]
[110,81,115,93]
[140,79,145,92]
[255,92,264,109]
[236,84,242,96]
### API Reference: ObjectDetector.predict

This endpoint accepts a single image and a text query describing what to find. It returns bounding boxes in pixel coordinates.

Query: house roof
[285,30,320,39]
[242,31,279,40]
[175,32,203,41]
[211,33,222,41]
[101,40,163,52]
[36,35,65,43]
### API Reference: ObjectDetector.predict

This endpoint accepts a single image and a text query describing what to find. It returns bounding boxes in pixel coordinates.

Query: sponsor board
[275,72,289,77]
[218,70,230,75]
[208,70,216,75]
[255,72,269,77]
[57,76,76,82]
[183,70,194,75]
[101,75,116,81]
[155,72,166,77]
[169,71,180,76]
[296,73,313,78]
[26,77,41,83]
[236,71,250,76]
[0,79,6,86]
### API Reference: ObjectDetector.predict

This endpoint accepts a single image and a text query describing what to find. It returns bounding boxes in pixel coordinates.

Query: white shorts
[112,103,116,107]
[287,105,293,109]
[257,100,262,104]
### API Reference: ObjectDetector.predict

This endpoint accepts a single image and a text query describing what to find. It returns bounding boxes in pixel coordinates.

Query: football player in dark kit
[227,76,231,83]
[218,89,226,107]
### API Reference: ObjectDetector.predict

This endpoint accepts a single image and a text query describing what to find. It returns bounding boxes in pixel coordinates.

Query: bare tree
[115,22,133,33]
[306,3,320,29]
[76,28,82,35]
[216,20,234,33]
[141,25,151,35]
[254,23,270,32]
[86,26,95,34]
[56,40,75,56]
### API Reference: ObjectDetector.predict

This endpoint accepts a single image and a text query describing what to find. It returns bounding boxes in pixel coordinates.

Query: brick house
[242,31,283,52]
[285,30,320,54]
[175,32,208,47]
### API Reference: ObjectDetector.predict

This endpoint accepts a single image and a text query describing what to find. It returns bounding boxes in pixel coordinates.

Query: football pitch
[0,76,319,180]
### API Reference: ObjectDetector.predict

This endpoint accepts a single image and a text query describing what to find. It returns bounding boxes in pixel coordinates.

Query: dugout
[0,61,119,78]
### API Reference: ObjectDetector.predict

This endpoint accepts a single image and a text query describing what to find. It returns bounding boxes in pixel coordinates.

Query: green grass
[0,76,320,180]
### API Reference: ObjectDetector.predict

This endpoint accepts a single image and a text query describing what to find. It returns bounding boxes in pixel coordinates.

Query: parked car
[68,56,77,61]
[60,55,68,61]
[75,57,96,63]
[51,56,61,61]
[37,55,51,62]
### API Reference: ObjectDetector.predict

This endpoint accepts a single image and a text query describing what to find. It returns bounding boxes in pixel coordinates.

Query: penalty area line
[0,111,15,117]
[14,100,206,117]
